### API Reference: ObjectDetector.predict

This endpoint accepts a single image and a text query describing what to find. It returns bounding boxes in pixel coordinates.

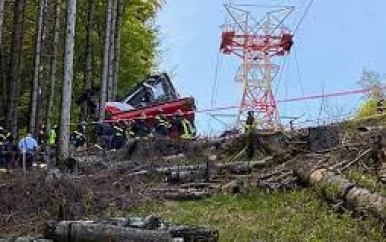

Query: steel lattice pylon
[220,3,294,130]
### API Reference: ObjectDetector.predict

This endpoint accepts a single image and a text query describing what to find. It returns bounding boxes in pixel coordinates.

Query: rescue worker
[48,125,59,146]
[245,111,256,160]
[245,111,256,133]
[70,122,86,149]
[153,109,171,136]
[173,110,194,140]
[37,124,46,146]
[4,133,16,169]
[0,127,6,169]
[377,98,384,114]
[289,120,294,132]
[46,125,59,164]
[18,133,39,169]
[96,121,114,149]
[112,121,127,149]
[131,113,151,138]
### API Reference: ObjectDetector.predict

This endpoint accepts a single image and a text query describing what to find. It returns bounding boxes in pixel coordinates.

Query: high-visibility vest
[0,134,5,146]
[73,130,85,140]
[245,116,256,132]
[180,119,193,139]
[155,116,171,130]
[113,125,124,137]
[48,129,56,145]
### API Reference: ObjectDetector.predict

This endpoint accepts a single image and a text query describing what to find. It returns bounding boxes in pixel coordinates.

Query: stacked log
[297,166,386,221]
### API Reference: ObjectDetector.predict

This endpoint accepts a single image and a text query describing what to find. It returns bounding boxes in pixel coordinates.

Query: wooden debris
[297,167,386,221]
[45,221,171,242]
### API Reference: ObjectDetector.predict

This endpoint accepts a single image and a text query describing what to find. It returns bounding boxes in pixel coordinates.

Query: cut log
[152,188,211,200]
[45,221,171,242]
[297,167,386,221]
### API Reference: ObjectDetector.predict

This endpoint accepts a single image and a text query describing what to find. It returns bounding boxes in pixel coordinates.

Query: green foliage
[356,98,386,118]
[356,99,378,118]
[0,0,162,129]
[133,189,385,241]
[355,69,386,119]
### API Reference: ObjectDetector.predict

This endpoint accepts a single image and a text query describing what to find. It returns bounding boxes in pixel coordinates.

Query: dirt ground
[1,119,386,238]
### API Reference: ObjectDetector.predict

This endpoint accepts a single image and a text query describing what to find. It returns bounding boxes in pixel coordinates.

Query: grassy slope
[133,189,385,242]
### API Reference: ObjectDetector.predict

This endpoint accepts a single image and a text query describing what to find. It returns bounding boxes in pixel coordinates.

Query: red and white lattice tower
[220,3,294,130]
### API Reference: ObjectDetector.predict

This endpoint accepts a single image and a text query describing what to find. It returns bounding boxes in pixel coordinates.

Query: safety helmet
[175,110,184,117]
[140,113,147,120]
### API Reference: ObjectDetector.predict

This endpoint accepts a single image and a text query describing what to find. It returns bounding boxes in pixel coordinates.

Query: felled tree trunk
[45,221,171,242]
[297,166,386,220]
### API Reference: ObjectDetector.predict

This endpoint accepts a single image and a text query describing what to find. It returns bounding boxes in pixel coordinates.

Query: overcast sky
[156,0,386,134]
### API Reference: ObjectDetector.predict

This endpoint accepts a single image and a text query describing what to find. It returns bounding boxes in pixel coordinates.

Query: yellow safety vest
[0,134,5,145]
[48,129,56,145]
[180,119,193,140]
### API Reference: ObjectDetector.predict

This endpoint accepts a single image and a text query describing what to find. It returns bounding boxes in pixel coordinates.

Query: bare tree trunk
[112,0,123,100]
[107,0,116,102]
[58,0,77,162]
[46,0,62,164]
[30,0,46,135]
[7,0,26,137]
[46,0,62,169]
[0,0,5,116]
[81,0,94,122]
[37,0,50,128]
[99,0,113,120]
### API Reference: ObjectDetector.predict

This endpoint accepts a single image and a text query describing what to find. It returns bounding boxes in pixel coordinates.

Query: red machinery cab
[105,73,196,126]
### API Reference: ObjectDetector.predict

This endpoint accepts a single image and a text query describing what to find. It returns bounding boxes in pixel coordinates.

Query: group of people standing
[95,109,196,149]
[0,109,196,171]
[0,127,40,171]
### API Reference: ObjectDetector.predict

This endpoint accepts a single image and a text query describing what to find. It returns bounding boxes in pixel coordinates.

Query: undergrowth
[132,189,385,242]
[347,170,386,196]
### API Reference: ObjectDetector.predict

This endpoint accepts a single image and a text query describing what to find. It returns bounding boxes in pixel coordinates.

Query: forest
[0,0,162,159]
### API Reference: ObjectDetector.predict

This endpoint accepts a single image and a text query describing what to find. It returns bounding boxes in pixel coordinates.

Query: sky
[156,0,386,135]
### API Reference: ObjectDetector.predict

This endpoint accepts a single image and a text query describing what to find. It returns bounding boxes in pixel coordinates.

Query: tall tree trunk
[58,0,77,162]
[37,0,50,129]
[30,0,46,135]
[7,0,27,137]
[99,0,113,120]
[112,0,123,100]
[46,0,62,139]
[81,0,94,122]
[107,0,116,102]
[0,0,6,117]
